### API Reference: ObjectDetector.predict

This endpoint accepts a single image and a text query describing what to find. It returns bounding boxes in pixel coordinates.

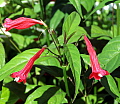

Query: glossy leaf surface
[62,12,81,40]
[25,85,66,104]
[101,75,120,103]
[0,49,42,81]
[99,35,120,73]
[0,43,5,69]
[69,0,83,17]
[64,44,81,100]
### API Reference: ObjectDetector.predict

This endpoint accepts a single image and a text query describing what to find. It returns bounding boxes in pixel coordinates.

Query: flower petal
[10,47,46,83]
[84,35,110,80]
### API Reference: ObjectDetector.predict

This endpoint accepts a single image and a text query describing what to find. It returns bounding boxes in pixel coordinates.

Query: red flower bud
[3,17,47,31]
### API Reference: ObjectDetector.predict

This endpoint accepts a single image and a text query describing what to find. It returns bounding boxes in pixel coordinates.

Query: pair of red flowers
[3,17,109,83]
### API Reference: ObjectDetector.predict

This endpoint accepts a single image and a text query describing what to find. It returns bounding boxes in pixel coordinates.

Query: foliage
[0,0,120,104]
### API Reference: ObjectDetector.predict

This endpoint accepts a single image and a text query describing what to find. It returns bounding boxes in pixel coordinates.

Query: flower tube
[84,35,110,80]
[10,47,46,83]
[3,17,47,31]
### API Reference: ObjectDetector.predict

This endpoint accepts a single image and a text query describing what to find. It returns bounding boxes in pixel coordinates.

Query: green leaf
[98,35,120,73]
[116,3,120,37]
[69,0,83,18]
[5,81,27,100]
[111,25,117,38]
[115,77,120,92]
[35,65,63,78]
[0,0,4,4]
[25,85,37,93]
[35,55,60,67]
[0,42,5,69]
[115,0,120,3]
[0,87,18,104]
[51,26,86,47]
[101,75,120,103]
[0,48,45,81]
[0,48,61,82]
[48,88,66,104]
[25,85,66,104]
[79,79,84,91]
[64,44,81,101]
[62,12,81,40]
[34,3,41,13]
[9,8,37,18]
[67,26,87,43]
[81,0,95,12]
[50,9,64,29]
[86,0,115,20]
[13,0,23,7]
[81,54,90,66]
[11,33,34,49]
[91,25,112,39]
[82,94,101,104]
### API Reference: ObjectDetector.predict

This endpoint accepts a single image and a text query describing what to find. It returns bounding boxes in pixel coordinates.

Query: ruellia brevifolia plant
[0,0,120,104]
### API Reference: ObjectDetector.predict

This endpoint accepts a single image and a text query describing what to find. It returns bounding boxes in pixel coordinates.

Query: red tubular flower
[10,47,46,83]
[3,17,47,31]
[84,36,110,80]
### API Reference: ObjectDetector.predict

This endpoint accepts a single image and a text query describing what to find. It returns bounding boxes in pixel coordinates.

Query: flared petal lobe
[3,17,47,31]
[89,69,110,80]
[10,47,46,83]
[84,36,110,80]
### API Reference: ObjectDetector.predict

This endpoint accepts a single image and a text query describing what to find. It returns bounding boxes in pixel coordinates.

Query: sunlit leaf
[25,85,66,104]
[0,87,18,104]
[69,0,83,18]
[13,0,23,6]
[9,8,37,18]
[86,0,115,20]
[5,82,27,100]
[34,3,41,13]
[67,26,87,43]
[101,75,120,103]
[11,33,34,49]
[50,9,64,29]
[81,54,90,66]
[0,42,5,69]
[64,44,81,101]
[81,0,95,12]
[62,12,81,40]
[0,49,45,81]
[99,35,120,73]
[91,25,112,39]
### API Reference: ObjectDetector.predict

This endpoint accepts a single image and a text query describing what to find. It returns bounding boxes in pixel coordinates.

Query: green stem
[83,76,89,104]
[84,91,87,104]
[51,29,60,45]
[117,3,120,36]
[84,80,88,104]
[0,28,21,53]
[0,13,2,24]
[46,30,50,46]
[9,38,21,53]
[49,32,61,56]
[38,0,44,20]
[62,47,71,102]
[31,0,35,7]
[63,65,70,98]
[47,48,61,58]
[112,3,114,37]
